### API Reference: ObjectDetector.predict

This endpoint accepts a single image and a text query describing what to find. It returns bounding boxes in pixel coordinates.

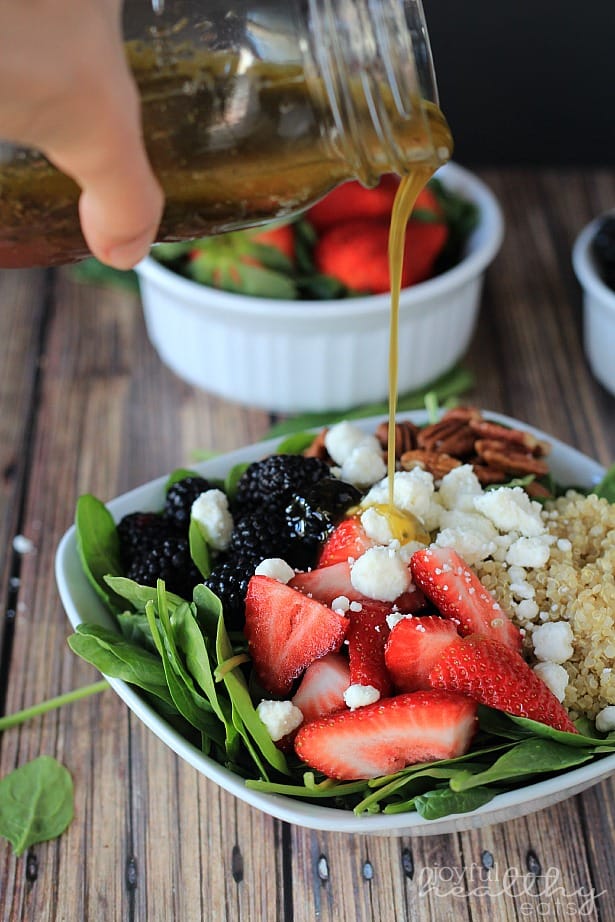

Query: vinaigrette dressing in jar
[0,0,451,267]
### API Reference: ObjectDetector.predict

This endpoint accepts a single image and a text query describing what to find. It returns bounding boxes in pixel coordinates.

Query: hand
[0,0,163,268]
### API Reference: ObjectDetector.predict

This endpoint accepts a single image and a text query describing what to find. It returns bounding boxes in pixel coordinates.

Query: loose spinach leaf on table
[0,756,73,856]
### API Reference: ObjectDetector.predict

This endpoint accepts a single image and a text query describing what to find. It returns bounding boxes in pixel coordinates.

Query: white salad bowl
[572,214,615,398]
[135,163,504,413]
[55,411,614,836]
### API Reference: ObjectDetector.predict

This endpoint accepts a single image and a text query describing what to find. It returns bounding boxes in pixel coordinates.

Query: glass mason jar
[0,0,452,267]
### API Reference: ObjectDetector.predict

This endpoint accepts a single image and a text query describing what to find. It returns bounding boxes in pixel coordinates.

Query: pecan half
[303,428,330,461]
[375,420,419,458]
[417,418,476,456]
[470,463,509,485]
[469,419,551,457]
[400,449,462,480]
[474,439,550,476]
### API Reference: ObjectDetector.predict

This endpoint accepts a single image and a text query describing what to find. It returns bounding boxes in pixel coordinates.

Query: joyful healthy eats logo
[416,862,605,916]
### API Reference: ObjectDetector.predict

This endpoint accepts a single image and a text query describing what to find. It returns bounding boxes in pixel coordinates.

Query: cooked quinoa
[474,491,615,720]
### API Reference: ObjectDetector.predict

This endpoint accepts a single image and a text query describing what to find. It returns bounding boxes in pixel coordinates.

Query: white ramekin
[136,162,504,413]
[572,215,615,398]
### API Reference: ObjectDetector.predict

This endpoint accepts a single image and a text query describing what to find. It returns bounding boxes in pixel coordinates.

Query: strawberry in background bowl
[135,162,504,413]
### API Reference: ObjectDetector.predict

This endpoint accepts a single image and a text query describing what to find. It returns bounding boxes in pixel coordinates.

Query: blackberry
[286,477,363,546]
[234,455,330,511]
[127,535,202,600]
[230,507,292,558]
[593,216,615,291]
[205,552,260,629]
[164,475,214,530]
[117,512,177,567]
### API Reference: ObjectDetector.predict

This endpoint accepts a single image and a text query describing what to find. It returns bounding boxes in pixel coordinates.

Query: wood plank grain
[0,268,47,669]
[2,168,615,922]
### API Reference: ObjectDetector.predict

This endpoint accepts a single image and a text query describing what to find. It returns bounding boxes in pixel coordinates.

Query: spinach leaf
[409,785,497,820]
[115,610,157,651]
[274,432,318,455]
[105,575,185,612]
[593,463,615,503]
[165,468,200,490]
[189,518,211,579]
[450,739,594,791]
[67,624,174,708]
[215,615,289,777]
[479,706,614,750]
[75,495,124,611]
[145,592,224,746]
[0,756,73,855]
[225,462,250,500]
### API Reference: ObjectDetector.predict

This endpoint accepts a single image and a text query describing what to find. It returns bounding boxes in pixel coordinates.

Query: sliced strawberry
[384,614,459,691]
[403,218,448,286]
[306,175,400,233]
[289,561,363,606]
[318,517,375,568]
[244,575,348,697]
[410,547,522,651]
[294,690,478,780]
[292,653,350,723]
[290,561,427,614]
[346,605,392,697]
[429,634,577,734]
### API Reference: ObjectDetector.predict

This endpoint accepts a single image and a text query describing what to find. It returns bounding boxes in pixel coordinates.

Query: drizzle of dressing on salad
[386,155,450,508]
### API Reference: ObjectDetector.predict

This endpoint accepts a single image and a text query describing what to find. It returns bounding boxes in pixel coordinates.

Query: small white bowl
[55,410,612,837]
[572,215,615,397]
[136,163,504,413]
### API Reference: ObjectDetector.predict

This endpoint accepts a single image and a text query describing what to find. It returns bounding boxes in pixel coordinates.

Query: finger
[47,47,163,269]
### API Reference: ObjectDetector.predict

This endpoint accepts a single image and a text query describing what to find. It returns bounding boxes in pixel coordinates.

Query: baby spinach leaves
[0,757,73,856]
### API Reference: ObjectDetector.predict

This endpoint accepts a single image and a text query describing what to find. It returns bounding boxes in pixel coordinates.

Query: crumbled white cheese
[331,595,351,613]
[533,662,569,702]
[254,558,295,584]
[438,464,483,512]
[557,538,572,553]
[339,444,387,487]
[514,599,540,621]
[361,506,394,545]
[398,540,426,564]
[13,534,34,554]
[191,489,233,551]
[324,421,382,466]
[256,699,304,741]
[434,510,499,564]
[386,612,412,631]
[506,535,552,568]
[362,469,440,530]
[350,546,410,601]
[509,580,536,601]
[595,706,615,733]
[474,486,545,538]
[343,683,381,710]
[532,621,574,664]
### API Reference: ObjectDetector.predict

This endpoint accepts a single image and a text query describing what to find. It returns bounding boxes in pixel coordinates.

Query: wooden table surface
[1,168,614,922]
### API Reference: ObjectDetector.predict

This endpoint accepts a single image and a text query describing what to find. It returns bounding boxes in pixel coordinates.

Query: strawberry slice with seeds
[410,546,522,651]
[429,633,578,733]
[318,518,375,568]
[244,575,349,697]
[346,604,392,697]
[294,690,478,780]
[290,561,427,614]
[289,561,363,606]
[292,653,350,723]
[385,614,460,691]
